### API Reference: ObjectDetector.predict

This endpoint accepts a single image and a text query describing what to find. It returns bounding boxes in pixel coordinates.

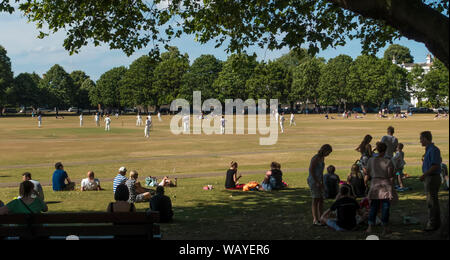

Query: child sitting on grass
[323,165,340,199]
[347,163,366,198]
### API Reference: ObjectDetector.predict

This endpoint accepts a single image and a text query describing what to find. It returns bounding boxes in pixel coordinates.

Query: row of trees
[1,44,448,115]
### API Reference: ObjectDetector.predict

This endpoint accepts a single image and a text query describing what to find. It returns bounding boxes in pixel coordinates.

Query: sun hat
[119,166,127,173]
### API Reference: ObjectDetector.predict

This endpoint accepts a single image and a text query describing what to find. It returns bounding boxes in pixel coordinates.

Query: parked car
[418,107,433,113]
[351,107,363,113]
[408,107,419,113]
[37,108,52,112]
[3,107,17,113]
[67,107,78,112]
[19,107,34,113]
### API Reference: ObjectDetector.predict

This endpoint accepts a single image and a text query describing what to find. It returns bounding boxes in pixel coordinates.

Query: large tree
[96,66,127,110]
[153,46,190,109]
[0,45,13,115]
[318,55,353,110]
[213,53,258,102]
[5,0,448,68]
[119,55,159,112]
[39,64,75,109]
[179,54,222,102]
[70,70,91,112]
[291,58,324,109]
[9,72,41,109]
[421,59,449,107]
[383,44,414,64]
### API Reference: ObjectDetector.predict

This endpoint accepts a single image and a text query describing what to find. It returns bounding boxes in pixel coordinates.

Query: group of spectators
[307,127,446,235]
[0,164,174,223]
[0,126,447,238]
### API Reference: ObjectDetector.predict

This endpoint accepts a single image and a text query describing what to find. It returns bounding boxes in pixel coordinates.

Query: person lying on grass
[159,176,177,187]
[320,185,362,232]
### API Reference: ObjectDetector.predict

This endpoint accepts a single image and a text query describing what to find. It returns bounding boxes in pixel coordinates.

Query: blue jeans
[368,199,390,226]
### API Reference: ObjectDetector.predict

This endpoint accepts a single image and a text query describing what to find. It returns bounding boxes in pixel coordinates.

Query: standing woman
[356,134,373,158]
[225,161,243,189]
[365,142,396,235]
[308,144,333,226]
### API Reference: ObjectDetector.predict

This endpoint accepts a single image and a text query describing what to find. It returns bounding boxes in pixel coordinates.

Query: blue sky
[0,10,431,81]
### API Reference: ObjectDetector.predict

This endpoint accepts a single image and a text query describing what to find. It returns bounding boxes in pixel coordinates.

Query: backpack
[243,181,260,191]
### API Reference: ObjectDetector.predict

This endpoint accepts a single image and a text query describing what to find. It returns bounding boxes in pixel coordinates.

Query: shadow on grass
[160,180,449,240]
[46,201,62,204]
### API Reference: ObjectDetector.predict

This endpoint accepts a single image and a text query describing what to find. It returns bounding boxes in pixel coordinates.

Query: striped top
[113,174,128,194]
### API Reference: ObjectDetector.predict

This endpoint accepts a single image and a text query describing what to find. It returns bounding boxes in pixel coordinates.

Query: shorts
[308,180,324,199]
[326,219,348,232]
[395,169,404,176]
[132,194,148,203]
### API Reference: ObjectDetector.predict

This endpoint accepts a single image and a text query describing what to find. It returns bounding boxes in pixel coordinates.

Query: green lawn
[0,114,448,239]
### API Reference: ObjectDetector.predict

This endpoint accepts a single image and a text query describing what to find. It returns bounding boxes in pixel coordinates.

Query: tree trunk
[328,0,449,69]
[360,104,366,114]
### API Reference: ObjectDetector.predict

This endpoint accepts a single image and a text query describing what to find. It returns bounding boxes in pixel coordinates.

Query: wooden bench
[0,211,161,240]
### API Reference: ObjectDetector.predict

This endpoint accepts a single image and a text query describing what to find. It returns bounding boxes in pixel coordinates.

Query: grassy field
[0,113,448,240]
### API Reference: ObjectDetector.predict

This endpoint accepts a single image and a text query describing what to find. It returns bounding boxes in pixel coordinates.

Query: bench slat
[0,212,160,224]
[0,225,152,237]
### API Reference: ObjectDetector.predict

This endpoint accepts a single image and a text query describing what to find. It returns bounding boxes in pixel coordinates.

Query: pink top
[366,156,396,200]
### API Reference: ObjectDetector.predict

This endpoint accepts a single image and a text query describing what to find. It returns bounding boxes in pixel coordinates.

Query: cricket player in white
[136,114,142,126]
[220,116,226,134]
[275,111,280,123]
[183,114,190,133]
[279,113,285,133]
[95,113,100,127]
[79,113,83,127]
[147,114,152,128]
[145,117,151,138]
[104,115,111,131]
[158,112,162,122]
[38,114,42,128]
[290,113,296,126]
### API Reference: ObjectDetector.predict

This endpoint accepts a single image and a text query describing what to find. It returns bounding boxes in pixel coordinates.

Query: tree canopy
[1,0,447,68]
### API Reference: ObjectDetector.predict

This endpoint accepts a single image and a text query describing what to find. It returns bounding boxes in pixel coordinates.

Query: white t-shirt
[381,135,398,158]
[81,178,100,191]
[145,119,151,127]
[105,117,111,124]
[221,118,226,127]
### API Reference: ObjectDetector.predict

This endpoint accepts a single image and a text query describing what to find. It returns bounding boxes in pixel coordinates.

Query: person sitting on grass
[320,185,361,232]
[0,181,48,215]
[347,163,366,198]
[261,162,286,191]
[107,184,136,213]
[113,166,128,194]
[324,165,340,199]
[149,186,174,223]
[52,162,75,191]
[159,176,178,187]
[225,161,244,190]
[22,172,44,201]
[81,171,102,191]
[125,170,152,203]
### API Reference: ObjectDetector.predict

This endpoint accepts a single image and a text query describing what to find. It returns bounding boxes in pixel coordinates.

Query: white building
[390,54,433,108]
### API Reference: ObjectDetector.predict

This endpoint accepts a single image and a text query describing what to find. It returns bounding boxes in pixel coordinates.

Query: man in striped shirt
[113,167,128,194]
